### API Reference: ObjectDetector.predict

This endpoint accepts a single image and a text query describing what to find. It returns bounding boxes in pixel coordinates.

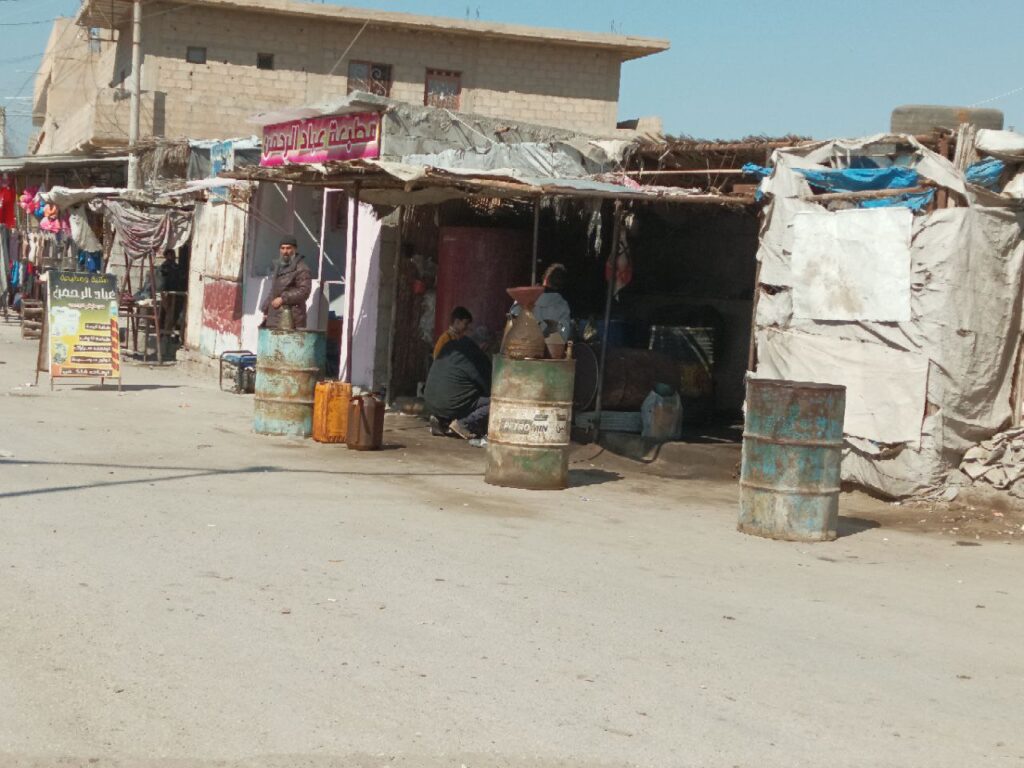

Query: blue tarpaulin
[797,166,920,192]
[741,162,772,178]
[860,189,935,211]
[965,158,1005,190]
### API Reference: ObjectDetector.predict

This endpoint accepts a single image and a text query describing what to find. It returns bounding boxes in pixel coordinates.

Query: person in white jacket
[511,262,572,341]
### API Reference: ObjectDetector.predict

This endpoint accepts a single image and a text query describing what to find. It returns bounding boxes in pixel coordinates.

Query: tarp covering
[965,158,1006,190]
[100,200,193,261]
[753,134,1024,497]
[797,166,920,192]
[861,189,935,210]
[741,162,772,179]
[790,208,912,322]
[41,186,125,208]
[976,129,1024,162]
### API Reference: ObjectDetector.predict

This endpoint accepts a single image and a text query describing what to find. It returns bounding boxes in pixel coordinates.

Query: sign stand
[44,271,123,391]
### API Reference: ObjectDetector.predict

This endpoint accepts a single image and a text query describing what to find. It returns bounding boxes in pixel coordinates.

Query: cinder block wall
[123,4,621,139]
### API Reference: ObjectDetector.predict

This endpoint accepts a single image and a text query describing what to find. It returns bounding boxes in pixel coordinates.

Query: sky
[2,0,1023,154]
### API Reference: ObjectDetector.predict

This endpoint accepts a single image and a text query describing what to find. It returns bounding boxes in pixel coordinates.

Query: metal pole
[344,181,361,383]
[530,197,540,285]
[317,187,329,337]
[127,0,142,190]
[593,200,622,440]
[384,204,405,404]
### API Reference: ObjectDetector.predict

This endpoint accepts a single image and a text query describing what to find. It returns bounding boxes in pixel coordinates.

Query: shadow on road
[82,384,184,392]
[569,469,623,488]
[0,458,479,500]
[837,515,882,538]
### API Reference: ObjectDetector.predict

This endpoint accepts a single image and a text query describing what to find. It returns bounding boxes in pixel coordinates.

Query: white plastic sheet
[791,208,912,322]
[756,328,928,446]
[976,129,1024,161]
[753,135,1024,497]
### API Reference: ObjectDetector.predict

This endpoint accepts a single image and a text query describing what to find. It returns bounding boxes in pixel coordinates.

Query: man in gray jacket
[261,236,312,329]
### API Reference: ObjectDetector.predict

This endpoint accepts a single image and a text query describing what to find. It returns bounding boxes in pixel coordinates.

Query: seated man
[134,249,183,300]
[433,305,473,359]
[424,325,494,440]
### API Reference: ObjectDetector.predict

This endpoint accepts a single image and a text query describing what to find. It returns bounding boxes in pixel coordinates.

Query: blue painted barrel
[739,378,846,542]
[253,329,326,437]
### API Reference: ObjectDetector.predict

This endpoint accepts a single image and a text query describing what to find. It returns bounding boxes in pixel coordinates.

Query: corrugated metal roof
[0,154,128,173]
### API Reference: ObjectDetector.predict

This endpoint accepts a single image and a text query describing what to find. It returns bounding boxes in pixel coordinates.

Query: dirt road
[1,321,1021,767]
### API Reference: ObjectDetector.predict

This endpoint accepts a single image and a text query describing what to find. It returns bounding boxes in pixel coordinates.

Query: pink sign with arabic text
[261,112,382,167]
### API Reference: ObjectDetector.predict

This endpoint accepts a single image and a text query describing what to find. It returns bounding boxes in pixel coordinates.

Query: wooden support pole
[746,259,763,374]
[593,200,622,440]
[530,198,540,285]
[147,250,163,364]
[385,204,405,404]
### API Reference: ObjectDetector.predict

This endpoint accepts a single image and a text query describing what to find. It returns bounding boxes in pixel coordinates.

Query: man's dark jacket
[424,336,492,420]
[261,255,312,329]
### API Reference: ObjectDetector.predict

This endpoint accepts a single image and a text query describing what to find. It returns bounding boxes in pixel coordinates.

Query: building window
[425,69,461,110]
[186,46,207,64]
[257,53,274,71]
[347,61,392,97]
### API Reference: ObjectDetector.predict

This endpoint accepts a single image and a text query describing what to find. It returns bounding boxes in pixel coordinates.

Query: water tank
[891,105,1004,134]
[435,227,531,340]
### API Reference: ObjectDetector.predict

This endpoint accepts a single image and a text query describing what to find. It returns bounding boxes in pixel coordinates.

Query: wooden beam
[803,185,932,203]
[625,169,747,176]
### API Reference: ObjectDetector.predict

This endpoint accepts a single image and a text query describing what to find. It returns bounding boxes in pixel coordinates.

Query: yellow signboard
[48,272,120,383]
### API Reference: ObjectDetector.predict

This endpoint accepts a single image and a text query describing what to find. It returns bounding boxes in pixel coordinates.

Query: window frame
[424,68,462,110]
[185,46,207,64]
[256,52,274,71]
[346,60,393,97]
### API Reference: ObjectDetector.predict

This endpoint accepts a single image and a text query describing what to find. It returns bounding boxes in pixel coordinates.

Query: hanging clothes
[0,182,15,229]
[0,225,8,294]
[101,200,192,262]
[68,204,102,252]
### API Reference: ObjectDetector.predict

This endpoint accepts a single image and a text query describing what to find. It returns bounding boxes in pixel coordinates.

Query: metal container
[435,227,531,340]
[598,346,681,411]
[739,378,846,542]
[346,394,385,451]
[253,328,326,437]
[485,356,575,491]
[650,325,715,424]
[313,380,351,443]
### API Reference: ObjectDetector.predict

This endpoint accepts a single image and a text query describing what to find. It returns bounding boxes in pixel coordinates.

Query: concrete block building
[32,0,668,154]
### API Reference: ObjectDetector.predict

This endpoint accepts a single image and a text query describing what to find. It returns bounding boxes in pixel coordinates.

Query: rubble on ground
[952,427,1024,497]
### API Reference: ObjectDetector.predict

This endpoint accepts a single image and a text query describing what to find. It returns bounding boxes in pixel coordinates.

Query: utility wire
[0,17,61,25]
[971,84,1024,108]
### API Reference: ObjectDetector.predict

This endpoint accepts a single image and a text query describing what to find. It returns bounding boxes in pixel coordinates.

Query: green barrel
[253,328,326,437]
[739,378,846,541]
[485,356,576,490]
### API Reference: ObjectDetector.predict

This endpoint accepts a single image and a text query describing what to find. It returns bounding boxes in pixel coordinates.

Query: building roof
[0,153,129,173]
[222,159,754,207]
[76,0,669,61]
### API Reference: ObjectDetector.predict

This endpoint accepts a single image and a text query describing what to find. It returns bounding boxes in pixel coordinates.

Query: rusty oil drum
[485,356,575,490]
[739,378,846,541]
[253,328,326,438]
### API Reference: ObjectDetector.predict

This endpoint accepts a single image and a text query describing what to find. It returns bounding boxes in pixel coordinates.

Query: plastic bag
[641,384,683,441]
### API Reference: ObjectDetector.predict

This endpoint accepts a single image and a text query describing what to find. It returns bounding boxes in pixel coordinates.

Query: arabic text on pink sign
[261,112,381,167]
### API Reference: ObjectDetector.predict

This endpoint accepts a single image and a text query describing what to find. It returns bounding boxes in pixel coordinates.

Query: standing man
[261,236,312,329]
